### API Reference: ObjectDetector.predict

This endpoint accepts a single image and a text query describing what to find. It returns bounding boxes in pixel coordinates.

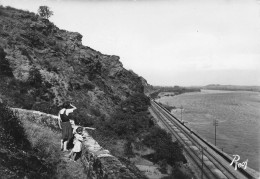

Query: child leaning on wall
[67,126,84,161]
[67,120,96,161]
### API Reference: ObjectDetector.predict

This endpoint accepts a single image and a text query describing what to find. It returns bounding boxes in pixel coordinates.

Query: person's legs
[71,152,76,161]
[60,140,63,151]
[63,140,68,151]
[66,150,73,158]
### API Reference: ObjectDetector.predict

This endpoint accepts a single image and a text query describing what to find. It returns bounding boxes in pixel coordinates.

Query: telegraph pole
[200,146,207,179]
[213,119,218,146]
[202,148,204,179]
[180,105,183,122]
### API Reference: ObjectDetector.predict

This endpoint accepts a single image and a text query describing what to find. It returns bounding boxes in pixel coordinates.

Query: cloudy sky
[1,0,260,86]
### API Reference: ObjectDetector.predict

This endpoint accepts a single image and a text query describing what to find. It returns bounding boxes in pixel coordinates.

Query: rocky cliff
[0,6,146,120]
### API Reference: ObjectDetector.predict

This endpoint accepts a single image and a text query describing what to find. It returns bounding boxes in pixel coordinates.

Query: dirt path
[57,153,88,179]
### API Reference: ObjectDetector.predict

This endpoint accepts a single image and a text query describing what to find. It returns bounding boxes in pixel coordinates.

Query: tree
[0,47,13,77]
[28,66,42,88]
[38,6,53,19]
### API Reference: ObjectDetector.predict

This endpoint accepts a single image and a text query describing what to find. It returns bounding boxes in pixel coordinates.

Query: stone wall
[12,108,140,179]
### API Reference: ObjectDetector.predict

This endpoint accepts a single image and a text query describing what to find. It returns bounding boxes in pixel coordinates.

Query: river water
[157,90,260,171]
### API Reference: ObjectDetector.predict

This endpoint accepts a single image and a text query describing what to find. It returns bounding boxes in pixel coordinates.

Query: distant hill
[203,84,260,92]
[148,85,201,99]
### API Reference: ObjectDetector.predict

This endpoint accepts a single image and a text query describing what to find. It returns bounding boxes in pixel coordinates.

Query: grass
[0,103,55,178]
[22,120,61,165]
[0,102,30,149]
[22,119,88,179]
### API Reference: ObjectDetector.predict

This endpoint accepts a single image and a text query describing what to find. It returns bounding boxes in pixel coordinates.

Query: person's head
[62,101,73,109]
[76,127,83,134]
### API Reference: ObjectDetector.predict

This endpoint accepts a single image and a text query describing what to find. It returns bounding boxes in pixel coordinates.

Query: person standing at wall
[58,101,77,151]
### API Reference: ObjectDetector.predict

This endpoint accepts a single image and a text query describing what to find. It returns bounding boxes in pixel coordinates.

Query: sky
[1,0,260,86]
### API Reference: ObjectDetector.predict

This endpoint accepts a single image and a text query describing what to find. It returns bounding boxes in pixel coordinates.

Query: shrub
[20,47,33,61]
[42,60,59,73]
[82,81,95,91]
[125,140,134,157]
[171,168,191,179]
[32,102,59,115]
[5,79,34,109]
[143,127,186,165]
[0,6,8,16]
[97,93,152,138]
[111,95,121,104]
[27,66,42,88]
[162,166,191,179]
[0,47,13,77]
[72,111,94,127]
[13,91,34,109]
[6,6,17,10]
[150,90,161,99]
[90,106,101,117]
[0,102,30,149]
[121,93,150,112]
[104,110,151,137]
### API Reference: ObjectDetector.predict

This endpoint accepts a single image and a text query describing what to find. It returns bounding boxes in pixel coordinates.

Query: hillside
[0,6,192,179]
[0,5,146,122]
[204,84,260,92]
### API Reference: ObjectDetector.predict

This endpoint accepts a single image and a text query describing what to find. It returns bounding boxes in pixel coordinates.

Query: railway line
[150,99,258,179]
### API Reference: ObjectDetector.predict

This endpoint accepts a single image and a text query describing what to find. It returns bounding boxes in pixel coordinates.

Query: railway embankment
[149,99,260,179]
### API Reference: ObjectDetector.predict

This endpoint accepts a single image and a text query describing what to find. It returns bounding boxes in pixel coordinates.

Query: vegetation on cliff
[0,5,145,121]
[95,93,152,137]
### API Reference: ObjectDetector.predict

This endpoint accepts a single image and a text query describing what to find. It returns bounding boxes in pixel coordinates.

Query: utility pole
[180,105,183,122]
[200,146,207,179]
[213,119,218,146]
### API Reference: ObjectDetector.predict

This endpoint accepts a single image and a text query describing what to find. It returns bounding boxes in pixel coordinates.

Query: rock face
[0,6,145,118]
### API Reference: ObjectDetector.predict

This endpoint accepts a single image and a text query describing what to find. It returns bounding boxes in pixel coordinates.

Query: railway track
[150,99,257,179]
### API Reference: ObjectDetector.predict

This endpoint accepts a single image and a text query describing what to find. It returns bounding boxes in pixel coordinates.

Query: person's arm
[70,104,77,110]
[57,111,62,129]
[84,127,96,130]
[66,104,77,114]
[76,134,84,142]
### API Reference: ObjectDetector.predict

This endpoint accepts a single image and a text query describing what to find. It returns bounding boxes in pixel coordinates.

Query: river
[156,90,260,171]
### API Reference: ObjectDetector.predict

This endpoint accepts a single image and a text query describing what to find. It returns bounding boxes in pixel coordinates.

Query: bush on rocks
[0,102,30,149]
